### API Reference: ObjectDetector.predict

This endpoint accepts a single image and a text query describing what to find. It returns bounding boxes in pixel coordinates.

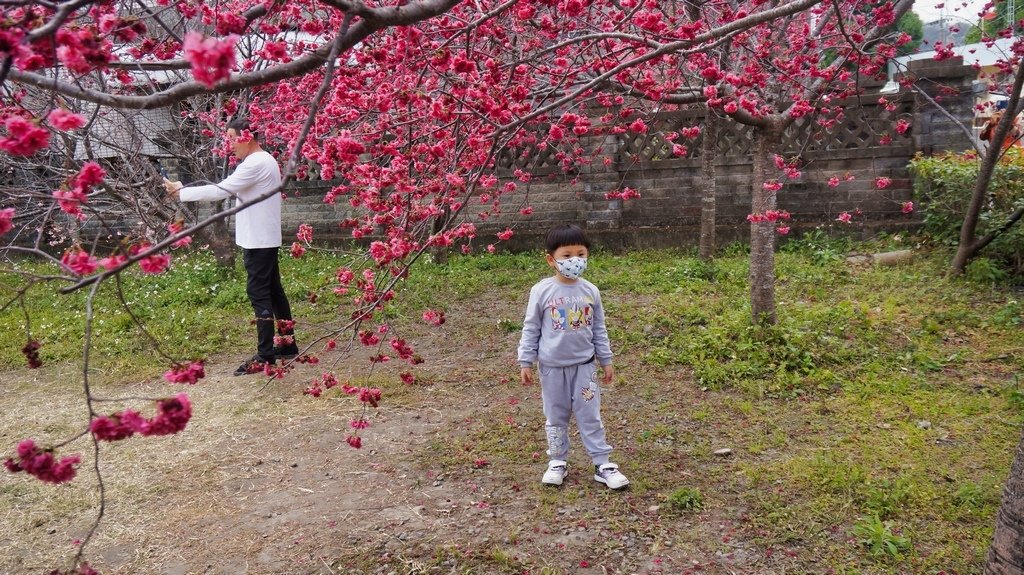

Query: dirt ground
[1,289,1002,575]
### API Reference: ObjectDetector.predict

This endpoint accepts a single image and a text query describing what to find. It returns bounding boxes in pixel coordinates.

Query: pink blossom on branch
[0,116,50,156]
[901,201,914,214]
[4,439,81,484]
[138,253,171,274]
[61,248,98,276]
[836,212,853,223]
[0,208,14,236]
[875,177,892,189]
[182,32,238,88]
[46,108,86,131]
[91,393,193,441]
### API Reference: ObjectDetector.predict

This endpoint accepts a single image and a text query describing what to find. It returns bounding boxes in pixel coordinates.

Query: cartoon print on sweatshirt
[546,294,595,332]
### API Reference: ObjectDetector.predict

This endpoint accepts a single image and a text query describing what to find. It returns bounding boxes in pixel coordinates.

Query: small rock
[713,448,733,456]
[290,462,299,468]
[917,420,932,429]
[648,505,661,513]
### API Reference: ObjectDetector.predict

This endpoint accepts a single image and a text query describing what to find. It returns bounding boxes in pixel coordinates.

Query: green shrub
[909,150,1024,276]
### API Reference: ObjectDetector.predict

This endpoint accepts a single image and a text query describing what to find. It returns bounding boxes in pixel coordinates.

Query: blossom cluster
[90,393,193,441]
[163,361,206,384]
[4,439,80,484]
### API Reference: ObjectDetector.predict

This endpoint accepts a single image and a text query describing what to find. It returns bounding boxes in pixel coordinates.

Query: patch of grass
[666,487,703,512]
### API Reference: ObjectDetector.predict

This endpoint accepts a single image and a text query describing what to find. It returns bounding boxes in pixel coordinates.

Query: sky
[913,0,990,24]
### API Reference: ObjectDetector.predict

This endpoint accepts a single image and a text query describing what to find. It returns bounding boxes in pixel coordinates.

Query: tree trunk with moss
[699,111,719,261]
[749,123,782,325]
[984,426,1024,575]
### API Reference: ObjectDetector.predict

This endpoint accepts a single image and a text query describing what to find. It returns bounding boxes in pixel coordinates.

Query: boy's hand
[520,367,534,385]
[601,364,614,385]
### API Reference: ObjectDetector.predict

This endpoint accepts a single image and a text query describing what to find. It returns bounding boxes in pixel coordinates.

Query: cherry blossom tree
[7,0,1021,572]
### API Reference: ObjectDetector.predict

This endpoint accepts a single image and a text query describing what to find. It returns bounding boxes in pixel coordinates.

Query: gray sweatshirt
[517,276,613,368]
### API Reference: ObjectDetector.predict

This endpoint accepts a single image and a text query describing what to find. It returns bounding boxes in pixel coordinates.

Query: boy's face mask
[555,256,587,280]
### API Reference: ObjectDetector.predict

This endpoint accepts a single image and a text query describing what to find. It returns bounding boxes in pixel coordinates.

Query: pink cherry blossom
[0,116,50,156]
[901,201,914,214]
[422,310,446,326]
[46,108,86,131]
[836,212,853,223]
[776,225,791,235]
[61,248,98,276]
[182,32,238,88]
[98,254,127,271]
[290,242,306,258]
[137,393,192,436]
[163,361,206,384]
[75,162,106,188]
[4,439,80,484]
[0,208,14,236]
[497,227,514,241]
[139,253,171,274]
[875,177,892,189]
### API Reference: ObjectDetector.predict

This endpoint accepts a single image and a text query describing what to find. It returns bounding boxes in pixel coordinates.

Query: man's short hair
[545,224,590,254]
[226,117,258,141]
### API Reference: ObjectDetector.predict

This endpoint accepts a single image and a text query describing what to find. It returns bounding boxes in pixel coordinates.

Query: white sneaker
[594,463,630,489]
[542,460,568,485]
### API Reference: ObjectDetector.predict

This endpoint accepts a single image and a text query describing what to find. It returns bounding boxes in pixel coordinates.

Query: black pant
[243,247,292,360]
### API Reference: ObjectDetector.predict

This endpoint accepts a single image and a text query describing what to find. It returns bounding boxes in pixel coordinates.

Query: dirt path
[1,296,829,575]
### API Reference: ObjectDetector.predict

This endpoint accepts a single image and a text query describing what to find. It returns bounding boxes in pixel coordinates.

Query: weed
[861,477,912,519]
[851,514,911,558]
[667,487,704,512]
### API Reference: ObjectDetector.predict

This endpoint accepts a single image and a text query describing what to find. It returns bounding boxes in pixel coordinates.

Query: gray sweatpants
[540,361,613,465]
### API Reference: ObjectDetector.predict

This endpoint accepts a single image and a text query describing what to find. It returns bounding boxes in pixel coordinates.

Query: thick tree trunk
[984,425,1024,575]
[749,125,782,325]
[197,200,236,268]
[699,111,719,261]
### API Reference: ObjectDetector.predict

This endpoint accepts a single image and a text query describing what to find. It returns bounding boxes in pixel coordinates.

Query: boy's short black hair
[545,224,590,254]
[226,117,258,141]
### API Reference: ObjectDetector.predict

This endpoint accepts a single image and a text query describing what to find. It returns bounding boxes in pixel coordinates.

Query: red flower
[346,435,362,449]
[139,253,171,274]
[0,207,15,236]
[182,32,238,87]
[0,116,50,156]
[5,439,80,483]
[47,108,86,131]
[61,248,98,276]
[163,361,206,384]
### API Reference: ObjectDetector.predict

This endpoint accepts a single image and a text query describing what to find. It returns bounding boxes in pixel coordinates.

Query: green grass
[1,238,1022,574]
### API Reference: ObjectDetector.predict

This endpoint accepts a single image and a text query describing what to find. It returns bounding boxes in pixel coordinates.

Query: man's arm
[164,160,258,202]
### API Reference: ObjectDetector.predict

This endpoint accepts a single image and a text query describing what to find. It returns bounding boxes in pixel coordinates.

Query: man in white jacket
[165,118,298,375]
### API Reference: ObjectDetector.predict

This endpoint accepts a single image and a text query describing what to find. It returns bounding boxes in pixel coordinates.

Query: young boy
[517,224,629,490]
